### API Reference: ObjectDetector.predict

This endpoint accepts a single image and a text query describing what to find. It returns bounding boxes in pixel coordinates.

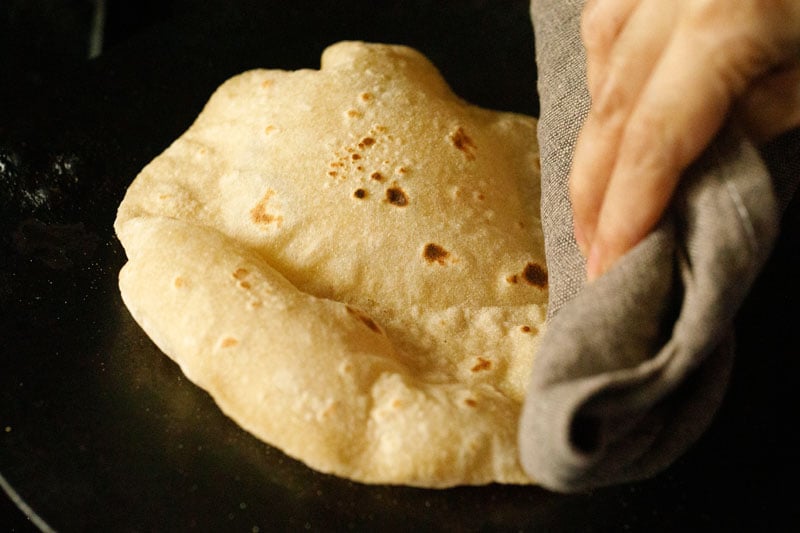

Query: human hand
[570,0,800,281]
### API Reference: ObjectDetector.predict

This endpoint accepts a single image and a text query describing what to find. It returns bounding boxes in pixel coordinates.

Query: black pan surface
[1,1,797,530]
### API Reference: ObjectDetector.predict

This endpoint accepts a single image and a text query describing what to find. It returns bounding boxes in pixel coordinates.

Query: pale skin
[570,0,800,281]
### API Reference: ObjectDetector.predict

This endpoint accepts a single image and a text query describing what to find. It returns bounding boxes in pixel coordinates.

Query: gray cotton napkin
[519,0,800,492]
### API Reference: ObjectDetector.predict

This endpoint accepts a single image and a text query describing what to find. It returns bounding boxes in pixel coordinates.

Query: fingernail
[586,243,603,282]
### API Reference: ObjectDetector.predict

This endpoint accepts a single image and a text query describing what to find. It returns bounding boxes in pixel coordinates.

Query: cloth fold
[520,0,800,492]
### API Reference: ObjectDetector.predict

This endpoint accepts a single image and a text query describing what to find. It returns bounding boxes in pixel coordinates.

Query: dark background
[2,3,189,530]
[1,0,798,531]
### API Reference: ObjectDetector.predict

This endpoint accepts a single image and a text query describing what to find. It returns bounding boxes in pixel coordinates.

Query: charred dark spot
[471,357,492,372]
[449,126,476,161]
[423,243,449,265]
[346,305,381,333]
[385,187,408,207]
[370,171,384,181]
[358,137,376,149]
[353,188,367,199]
[522,263,548,288]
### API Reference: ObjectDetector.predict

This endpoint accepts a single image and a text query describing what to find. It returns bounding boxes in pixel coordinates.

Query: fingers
[571,0,673,253]
[573,0,800,282]
[585,19,748,280]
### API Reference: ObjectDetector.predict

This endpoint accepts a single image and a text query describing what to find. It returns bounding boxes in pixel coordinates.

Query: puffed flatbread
[115,41,546,487]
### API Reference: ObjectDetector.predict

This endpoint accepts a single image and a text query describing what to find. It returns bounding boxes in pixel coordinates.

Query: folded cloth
[520,0,800,492]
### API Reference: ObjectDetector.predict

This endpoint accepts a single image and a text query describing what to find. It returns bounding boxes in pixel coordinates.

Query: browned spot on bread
[358,137,376,149]
[220,337,239,348]
[370,171,384,181]
[423,243,449,265]
[385,186,408,207]
[520,325,538,334]
[351,153,362,160]
[522,263,548,288]
[353,188,367,199]
[232,268,249,280]
[264,125,277,135]
[360,92,373,102]
[464,398,478,407]
[173,277,186,288]
[250,190,283,226]
[449,126,477,160]
[328,170,338,177]
[471,357,492,372]
[346,305,381,333]
[507,263,548,289]
[392,399,403,409]
[260,79,273,89]
[247,300,262,310]
[346,109,362,118]
[237,281,251,289]
[395,166,407,175]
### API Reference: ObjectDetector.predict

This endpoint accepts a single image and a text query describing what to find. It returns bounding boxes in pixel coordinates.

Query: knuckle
[580,2,617,55]
[591,79,631,119]
[568,169,599,218]
[685,0,790,68]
